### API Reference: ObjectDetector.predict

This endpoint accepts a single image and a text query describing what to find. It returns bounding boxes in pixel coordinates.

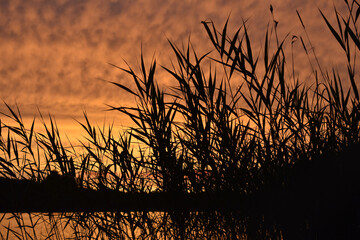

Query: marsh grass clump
[1,0,360,239]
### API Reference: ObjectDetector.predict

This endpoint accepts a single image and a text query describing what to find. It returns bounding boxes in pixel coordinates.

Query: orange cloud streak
[0,0,350,140]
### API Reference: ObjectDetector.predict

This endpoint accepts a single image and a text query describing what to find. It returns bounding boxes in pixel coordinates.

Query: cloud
[0,0,350,125]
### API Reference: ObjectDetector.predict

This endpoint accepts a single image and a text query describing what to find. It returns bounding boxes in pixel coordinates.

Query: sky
[0,0,350,140]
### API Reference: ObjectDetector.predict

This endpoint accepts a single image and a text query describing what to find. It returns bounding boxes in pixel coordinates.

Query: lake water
[0,211,246,239]
[0,213,78,239]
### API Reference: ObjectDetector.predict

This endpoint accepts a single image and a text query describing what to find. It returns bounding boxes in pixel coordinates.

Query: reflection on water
[0,211,251,239]
[0,213,75,239]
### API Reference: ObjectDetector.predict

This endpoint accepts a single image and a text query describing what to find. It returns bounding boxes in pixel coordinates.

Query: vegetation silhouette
[1,0,360,239]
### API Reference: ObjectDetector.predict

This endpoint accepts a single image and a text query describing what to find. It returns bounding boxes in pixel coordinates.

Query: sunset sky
[0,0,349,140]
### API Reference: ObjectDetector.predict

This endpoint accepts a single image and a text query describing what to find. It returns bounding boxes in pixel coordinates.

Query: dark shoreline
[0,178,249,212]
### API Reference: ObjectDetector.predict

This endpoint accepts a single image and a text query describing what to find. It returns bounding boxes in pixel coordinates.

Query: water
[0,213,76,239]
[0,211,247,239]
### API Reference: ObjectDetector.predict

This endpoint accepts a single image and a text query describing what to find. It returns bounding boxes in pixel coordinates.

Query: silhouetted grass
[1,0,360,239]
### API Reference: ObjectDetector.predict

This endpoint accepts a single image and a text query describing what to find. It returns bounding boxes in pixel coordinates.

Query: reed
[1,0,360,239]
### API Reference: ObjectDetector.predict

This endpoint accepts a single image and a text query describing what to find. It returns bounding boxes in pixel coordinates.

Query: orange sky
[0,0,350,141]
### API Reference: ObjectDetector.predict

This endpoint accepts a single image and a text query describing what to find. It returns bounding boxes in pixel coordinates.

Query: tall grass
[1,0,360,239]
